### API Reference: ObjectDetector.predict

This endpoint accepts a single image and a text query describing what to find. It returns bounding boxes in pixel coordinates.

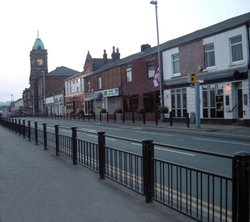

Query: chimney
[103,49,108,64]
[116,47,120,60]
[141,44,151,52]
[111,46,116,61]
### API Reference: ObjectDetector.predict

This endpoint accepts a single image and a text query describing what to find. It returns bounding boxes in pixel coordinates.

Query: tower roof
[32,38,45,50]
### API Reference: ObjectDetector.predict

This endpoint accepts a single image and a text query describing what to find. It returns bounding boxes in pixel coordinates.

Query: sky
[0,0,250,102]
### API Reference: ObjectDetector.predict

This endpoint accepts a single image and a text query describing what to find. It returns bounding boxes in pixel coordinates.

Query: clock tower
[29,33,48,115]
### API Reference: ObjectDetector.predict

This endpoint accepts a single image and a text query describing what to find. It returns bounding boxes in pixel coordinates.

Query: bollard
[169,111,173,127]
[22,120,26,138]
[106,112,109,123]
[232,152,250,222]
[114,112,116,123]
[155,112,158,126]
[43,123,47,150]
[132,111,135,124]
[98,131,106,179]
[186,113,190,128]
[28,121,31,141]
[143,112,146,125]
[100,112,102,123]
[18,119,21,136]
[122,112,125,124]
[142,139,154,203]
[34,122,38,145]
[55,125,59,156]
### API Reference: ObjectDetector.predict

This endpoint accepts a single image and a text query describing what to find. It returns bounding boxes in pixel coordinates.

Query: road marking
[155,147,196,156]
[86,134,96,138]
[106,138,116,141]
[193,137,250,146]
[131,143,195,156]
[135,130,172,137]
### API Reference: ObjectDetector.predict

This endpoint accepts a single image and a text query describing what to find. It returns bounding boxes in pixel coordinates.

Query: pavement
[0,125,195,222]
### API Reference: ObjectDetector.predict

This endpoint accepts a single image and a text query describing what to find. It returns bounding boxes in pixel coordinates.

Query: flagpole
[150,0,163,108]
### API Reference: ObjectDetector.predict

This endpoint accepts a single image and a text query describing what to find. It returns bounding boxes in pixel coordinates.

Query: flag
[153,67,160,87]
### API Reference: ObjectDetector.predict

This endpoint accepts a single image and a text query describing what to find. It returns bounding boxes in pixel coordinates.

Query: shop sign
[104,88,119,97]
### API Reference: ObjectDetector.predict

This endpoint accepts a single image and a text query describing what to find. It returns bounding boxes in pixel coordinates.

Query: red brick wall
[180,41,204,75]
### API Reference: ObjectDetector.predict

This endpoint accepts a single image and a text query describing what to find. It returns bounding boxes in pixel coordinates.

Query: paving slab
[0,126,194,222]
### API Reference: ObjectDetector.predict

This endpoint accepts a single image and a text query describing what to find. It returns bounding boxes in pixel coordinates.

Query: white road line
[135,130,172,137]
[193,137,250,146]
[106,138,116,141]
[155,147,196,156]
[131,142,195,156]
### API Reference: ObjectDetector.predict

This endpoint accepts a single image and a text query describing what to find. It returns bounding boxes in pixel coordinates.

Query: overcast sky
[0,0,249,102]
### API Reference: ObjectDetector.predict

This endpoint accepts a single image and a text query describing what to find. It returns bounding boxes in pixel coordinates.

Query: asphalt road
[20,117,250,178]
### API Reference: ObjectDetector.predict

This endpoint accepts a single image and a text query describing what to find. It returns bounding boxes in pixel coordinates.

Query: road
[20,117,250,177]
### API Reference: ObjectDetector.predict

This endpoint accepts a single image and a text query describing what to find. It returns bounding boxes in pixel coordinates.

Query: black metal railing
[0,117,249,222]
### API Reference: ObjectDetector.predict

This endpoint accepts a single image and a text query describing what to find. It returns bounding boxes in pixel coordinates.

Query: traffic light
[188,73,196,84]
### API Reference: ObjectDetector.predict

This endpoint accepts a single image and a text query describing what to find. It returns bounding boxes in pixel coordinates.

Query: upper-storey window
[126,67,132,82]
[204,43,215,67]
[230,35,243,63]
[147,61,155,78]
[172,53,180,74]
[98,77,102,90]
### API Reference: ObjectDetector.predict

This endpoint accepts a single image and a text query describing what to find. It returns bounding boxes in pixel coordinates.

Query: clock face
[36,58,44,66]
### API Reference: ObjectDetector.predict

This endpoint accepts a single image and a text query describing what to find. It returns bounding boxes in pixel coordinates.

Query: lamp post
[150,0,163,107]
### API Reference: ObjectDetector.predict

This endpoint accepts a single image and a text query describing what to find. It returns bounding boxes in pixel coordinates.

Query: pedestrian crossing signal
[188,73,196,84]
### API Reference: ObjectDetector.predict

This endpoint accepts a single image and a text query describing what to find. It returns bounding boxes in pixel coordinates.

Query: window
[172,53,180,74]
[230,35,243,63]
[98,77,102,90]
[204,43,215,67]
[126,67,132,82]
[147,62,155,78]
[171,88,187,117]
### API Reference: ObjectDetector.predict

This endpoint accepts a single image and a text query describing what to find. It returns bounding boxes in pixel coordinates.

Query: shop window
[171,88,186,117]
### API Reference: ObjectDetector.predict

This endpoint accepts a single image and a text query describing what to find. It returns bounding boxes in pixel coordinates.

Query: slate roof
[93,12,250,75]
[47,66,79,77]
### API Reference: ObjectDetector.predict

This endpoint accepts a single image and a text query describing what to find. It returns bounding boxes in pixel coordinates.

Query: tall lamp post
[150,0,163,107]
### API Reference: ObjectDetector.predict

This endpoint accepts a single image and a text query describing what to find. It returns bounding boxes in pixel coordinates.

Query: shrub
[115,108,122,113]
[158,105,169,113]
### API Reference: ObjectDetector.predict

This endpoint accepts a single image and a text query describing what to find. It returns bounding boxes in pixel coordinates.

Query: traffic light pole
[195,82,201,128]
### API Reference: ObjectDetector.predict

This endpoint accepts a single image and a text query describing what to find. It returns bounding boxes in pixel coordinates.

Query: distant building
[29,35,79,115]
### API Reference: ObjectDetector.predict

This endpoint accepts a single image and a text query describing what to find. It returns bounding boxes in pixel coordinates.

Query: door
[237,88,243,118]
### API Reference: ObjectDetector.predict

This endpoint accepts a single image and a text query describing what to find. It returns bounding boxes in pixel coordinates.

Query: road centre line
[134,130,172,137]
[131,143,195,156]
[193,137,250,146]
[155,147,196,156]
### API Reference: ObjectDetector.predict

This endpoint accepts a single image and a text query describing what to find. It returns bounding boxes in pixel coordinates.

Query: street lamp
[150,0,163,107]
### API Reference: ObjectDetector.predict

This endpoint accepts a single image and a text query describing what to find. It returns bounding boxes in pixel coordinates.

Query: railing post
[28,121,31,141]
[43,123,47,150]
[142,139,154,203]
[232,152,250,222]
[55,125,59,156]
[98,131,106,179]
[71,127,77,165]
[22,120,26,138]
[34,122,38,145]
